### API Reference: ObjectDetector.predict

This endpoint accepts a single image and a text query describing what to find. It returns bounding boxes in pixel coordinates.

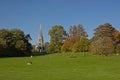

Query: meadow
[0,52,120,80]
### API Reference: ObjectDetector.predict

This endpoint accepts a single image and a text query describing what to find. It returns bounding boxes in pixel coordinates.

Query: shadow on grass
[32,52,57,57]
[0,52,58,58]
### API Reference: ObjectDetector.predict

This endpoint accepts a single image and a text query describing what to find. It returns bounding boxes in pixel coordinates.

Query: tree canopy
[47,25,67,53]
[90,23,120,55]
[0,28,32,57]
[61,24,89,52]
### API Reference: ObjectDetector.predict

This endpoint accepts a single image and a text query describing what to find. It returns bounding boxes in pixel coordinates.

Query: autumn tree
[91,37,114,55]
[61,37,79,52]
[69,24,88,37]
[90,23,118,55]
[113,30,120,54]
[72,37,89,52]
[62,24,88,52]
[47,25,67,53]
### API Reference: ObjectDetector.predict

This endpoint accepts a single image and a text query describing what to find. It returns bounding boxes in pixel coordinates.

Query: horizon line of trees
[0,22,120,57]
[46,23,120,56]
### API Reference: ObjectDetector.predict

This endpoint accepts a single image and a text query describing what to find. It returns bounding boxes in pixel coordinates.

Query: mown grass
[0,52,120,80]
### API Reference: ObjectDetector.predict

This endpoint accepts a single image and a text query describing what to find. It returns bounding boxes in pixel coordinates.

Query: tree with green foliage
[0,29,13,56]
[11,29,32,55]
[0,29,12,47]
[47,25,67,53]
[0,28,32,56]
[72,37,89,52]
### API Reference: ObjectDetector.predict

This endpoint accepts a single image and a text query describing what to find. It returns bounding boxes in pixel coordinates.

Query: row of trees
[46,23,120,56]
[0,29,32,56]
[0,23,120,56]
[46,24,89,53]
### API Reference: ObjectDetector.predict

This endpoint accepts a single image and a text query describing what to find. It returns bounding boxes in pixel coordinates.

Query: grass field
[0,52,120,80]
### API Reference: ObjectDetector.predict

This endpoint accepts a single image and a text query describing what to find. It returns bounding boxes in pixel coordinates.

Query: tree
[69,24,88,37]
[90,23,117,55]
[0,29,13,56]
[61,37,79,52]
[112,30,120,54]
[48,25,67,53]
[24,34,32,54]
[72,37,89,52]
[62,24,88,52]
[11,29,32,55]
[91,37,114,56]
[116,44,120,54]
[25,34,32,41]
[0,29,12,48]
[0,28,32,56]
[11,29,24,40]
[10,29,25,50]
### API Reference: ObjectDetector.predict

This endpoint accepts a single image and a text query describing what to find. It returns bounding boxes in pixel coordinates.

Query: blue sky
[0,0,120,44]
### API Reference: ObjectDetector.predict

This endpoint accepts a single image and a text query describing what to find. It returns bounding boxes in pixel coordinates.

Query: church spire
[40,24,43,37]
[35,24,45,53]
[38,24,44,44]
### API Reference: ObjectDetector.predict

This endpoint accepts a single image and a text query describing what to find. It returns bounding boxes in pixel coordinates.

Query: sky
[0,0,120,44]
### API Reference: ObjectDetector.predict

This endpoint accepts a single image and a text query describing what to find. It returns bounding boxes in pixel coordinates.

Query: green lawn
[0,52,120,80]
